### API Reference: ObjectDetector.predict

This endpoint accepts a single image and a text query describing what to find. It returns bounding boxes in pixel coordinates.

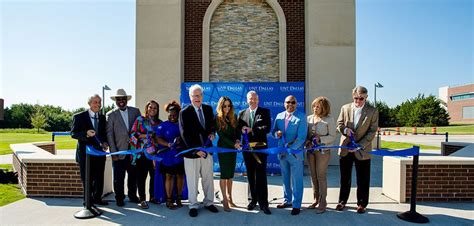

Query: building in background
[135,0,355,117]
[439,83,474,124]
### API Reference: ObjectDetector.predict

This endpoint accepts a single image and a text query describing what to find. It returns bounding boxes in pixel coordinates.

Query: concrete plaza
[1,152,473,226]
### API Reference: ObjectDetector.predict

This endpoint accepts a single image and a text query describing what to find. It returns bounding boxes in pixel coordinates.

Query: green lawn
[381,140,439,150]
[383,125,474,135]
[0,184,25,207]
[0,164,25,207]
[0,132,76,155]
[0,164,13,171]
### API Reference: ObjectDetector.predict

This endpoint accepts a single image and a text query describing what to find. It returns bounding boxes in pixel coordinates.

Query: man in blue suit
[272,95,307,215]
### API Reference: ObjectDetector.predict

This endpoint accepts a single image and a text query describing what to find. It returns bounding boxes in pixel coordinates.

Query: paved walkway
[1,154,473,225]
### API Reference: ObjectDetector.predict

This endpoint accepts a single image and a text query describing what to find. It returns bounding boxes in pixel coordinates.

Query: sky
[0,0,472,110]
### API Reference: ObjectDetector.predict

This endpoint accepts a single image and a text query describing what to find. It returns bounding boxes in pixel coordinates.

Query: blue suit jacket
[271,110,308,158]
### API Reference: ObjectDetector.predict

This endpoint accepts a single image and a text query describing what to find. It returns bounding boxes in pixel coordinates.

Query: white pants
[184,156,215,209]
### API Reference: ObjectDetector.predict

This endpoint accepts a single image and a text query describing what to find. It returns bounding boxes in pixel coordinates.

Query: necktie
[249,110,255,127]
[197,108,205,128]
[284,113,291,131]
[93,113,98,132]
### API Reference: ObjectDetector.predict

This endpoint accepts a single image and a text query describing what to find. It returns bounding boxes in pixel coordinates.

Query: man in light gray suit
[106,89,142,207]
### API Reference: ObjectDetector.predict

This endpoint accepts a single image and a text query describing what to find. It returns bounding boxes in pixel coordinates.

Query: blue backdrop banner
[180,82,305,174]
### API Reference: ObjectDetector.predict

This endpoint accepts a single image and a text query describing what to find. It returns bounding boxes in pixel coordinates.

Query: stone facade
[209,0,279,81]
[183,0,305,83]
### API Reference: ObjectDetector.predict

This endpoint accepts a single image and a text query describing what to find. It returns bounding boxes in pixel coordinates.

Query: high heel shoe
[228,199,237,208]
[166,198,177,210]
[176,195,183,208]
[222,199,231,212]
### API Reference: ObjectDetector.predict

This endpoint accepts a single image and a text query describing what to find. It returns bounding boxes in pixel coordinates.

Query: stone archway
[202,0,287,82]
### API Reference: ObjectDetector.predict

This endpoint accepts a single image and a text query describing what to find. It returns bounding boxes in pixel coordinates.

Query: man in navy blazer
[237,90,271,215]
[271,95,307,215]
[71,94,109,206]
[179,84,219,217]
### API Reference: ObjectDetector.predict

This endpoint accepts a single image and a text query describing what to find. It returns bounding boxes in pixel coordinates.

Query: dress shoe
[93,199,109,206]
[138,201,149,209]
[260,206,272,215]
[357,205,366,214]
[189,208,198,217]
[116,199,125,207]
[205,204,219,213]
[276,203,292,209]
[315,205,326,214]
[247,202,257,210]
[307,202,318,209]
[290,208,300,215]
[335,203,345,211]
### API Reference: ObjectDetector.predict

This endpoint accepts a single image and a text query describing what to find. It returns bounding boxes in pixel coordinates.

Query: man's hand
[234,140,242,150]
[276,130,282,138]
[196,151,207,158]
[208,134,215,141]
[242,126,252,133]
[304,140,312,149]
[345,128,354,137]
[138,134,147,139]
[111,155,119,161]
[101,142,109,151]
[86,130,96,138]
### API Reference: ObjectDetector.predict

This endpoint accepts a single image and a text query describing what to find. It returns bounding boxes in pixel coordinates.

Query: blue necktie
[198,108,205,128]
[92,113,98,132]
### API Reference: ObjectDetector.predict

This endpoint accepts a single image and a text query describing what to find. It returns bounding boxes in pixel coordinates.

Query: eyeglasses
[223,105,231,108]
[353,97,365,101]
[285,101,296,105]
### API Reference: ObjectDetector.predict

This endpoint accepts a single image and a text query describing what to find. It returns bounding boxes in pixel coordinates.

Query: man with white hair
[237,90,272,215]
[179,84,219,217]
[71,94,109,206]
[335,85,379,214]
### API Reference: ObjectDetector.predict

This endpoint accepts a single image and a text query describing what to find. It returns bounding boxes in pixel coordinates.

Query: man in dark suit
[106,89,142,207]
[336,86,379,214]
[237,90,271,215]
[71,94,109,206]
[179,84,219,217]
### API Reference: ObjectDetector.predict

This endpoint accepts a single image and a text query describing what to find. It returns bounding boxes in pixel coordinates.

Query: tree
[395,94,450,126]
[30,110,48,133]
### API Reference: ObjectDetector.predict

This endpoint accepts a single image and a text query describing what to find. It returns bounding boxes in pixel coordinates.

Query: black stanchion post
[74,149,102,219]
[52,134,55,142]
[445,132,449,142]
[397,146,429,223]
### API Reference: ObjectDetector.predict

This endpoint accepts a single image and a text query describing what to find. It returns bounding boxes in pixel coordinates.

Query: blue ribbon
[370,146,419,157]
[86,145,143,156]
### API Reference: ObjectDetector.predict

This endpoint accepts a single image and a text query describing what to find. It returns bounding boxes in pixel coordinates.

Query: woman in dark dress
[215,96,241,212]
[155,101,186,209]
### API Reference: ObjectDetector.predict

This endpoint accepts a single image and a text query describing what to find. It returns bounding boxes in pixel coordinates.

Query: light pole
[374,82,383,107]
[102,85,111,114]
[374,82,383,150]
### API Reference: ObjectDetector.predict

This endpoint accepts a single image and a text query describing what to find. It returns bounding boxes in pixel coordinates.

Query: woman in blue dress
[154,100,187,209]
